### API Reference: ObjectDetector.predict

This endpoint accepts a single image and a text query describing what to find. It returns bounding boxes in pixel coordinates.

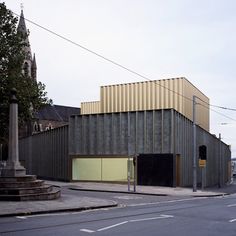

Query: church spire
[17,9,31,58]
[31,54,37,81]
[17,9,28,37]
[17,8,37,81]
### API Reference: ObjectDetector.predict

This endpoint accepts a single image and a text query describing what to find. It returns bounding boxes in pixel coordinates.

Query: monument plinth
[1,88,26,177]
[0,88,60,200]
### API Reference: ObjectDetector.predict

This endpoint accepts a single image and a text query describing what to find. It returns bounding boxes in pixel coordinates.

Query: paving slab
[1,180,235,218]
[0,190,117,217]
[56,181,229,197]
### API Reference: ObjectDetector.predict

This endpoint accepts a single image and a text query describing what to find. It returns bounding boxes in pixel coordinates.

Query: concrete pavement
[0,189,118,217]
[66,181,232,197]
[1,180,236,217]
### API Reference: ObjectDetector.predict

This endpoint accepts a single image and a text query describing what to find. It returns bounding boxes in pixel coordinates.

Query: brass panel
[81,77,209,131]
[72,157,129,181]
[81,101,100,115]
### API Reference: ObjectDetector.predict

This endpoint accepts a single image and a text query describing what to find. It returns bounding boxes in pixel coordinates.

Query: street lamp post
[193,95,197,192]
[219,133,222,188]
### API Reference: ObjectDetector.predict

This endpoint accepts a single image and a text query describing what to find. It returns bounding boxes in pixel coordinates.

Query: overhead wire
[12,11,236,121]
[199,102,236,122]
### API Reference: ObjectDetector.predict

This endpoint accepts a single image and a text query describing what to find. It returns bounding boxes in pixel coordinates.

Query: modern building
[69,109,230,187]
[81,78,210,131]
[19,79,231,188]
[18,10,231,188]
[19,107,231,187]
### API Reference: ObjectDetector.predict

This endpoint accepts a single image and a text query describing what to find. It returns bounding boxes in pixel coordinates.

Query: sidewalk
[61,181,234,197]
[1,180,235,218]
[0,189,118,217]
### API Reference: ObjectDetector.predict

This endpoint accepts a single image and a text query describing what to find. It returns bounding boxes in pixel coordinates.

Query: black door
[137,154,174,187]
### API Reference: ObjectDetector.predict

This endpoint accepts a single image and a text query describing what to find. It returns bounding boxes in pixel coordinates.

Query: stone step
[0,187,61,201]
[0,179,44,188]
[0,175,37,182]
[0,184,53,195]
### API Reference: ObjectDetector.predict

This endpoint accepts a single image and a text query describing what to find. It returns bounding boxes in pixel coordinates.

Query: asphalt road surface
[1,191,236,236]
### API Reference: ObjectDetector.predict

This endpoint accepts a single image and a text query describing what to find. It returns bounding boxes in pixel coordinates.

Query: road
[0,190,236,236]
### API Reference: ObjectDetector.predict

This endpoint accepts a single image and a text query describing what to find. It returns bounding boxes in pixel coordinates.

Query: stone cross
[1,89,26,177]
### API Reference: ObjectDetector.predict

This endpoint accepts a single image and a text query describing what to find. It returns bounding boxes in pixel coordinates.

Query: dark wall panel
[137,154,174,187]
[19,125,70,181]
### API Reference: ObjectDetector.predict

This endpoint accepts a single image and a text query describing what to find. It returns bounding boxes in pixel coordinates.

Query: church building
[17,9,37,81]
[18,10,80,138]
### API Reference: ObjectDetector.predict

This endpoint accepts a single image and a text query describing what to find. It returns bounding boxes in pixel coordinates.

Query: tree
[0,2,52,144]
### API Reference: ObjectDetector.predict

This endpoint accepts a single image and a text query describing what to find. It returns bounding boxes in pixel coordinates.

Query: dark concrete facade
[69,109,231,187]
[19,109,231,187]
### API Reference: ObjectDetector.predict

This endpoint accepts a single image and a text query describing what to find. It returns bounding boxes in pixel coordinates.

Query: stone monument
[1,89,26,177]
[0,89,60,200]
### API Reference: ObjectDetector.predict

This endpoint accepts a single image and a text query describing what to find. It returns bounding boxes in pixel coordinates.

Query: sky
[3,0,236,156]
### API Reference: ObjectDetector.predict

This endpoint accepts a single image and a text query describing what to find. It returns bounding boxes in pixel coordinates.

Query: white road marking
[229,219,236,223]
[16,216,27,219]
[129,214,173,223]
[80,229,95,233]
[227,204,236,207]
[161,214,174,218]
[97,221,128,232]
[80,215,174,233]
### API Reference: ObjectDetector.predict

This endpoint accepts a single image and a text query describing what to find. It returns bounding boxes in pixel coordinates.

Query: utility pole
[133,155,137,192]
[219,133,222,188]
[128,156,130,192]
[193,95,197,192]
[128,112,131,192]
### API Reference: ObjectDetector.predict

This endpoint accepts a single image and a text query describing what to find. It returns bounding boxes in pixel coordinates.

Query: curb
[192,193,229,198]
[0,203,118,218]
[70,187,229,198]
[69,187,168,196]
